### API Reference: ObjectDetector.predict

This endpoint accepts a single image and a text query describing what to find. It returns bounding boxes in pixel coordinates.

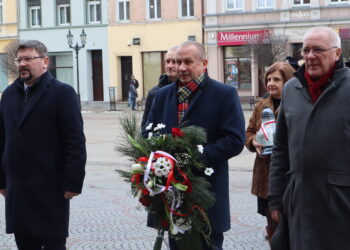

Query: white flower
[154,123,166,131]
[154,157,172,177]
[197,145,204,153]
[147,180,153,188]
[131,163,143,171]
[145,123,153,131]
[204,167,214,176]
[148,132,153,139]
[136,190,142,198]
[174,218,192,234]
[155,168,163,177]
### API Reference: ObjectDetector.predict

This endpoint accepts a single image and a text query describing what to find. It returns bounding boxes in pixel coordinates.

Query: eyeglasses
[300,47,338,56]
[13,56,44,65]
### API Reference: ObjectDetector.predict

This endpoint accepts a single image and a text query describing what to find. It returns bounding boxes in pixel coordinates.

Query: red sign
[217,30,269,46]
[340,28,350,39]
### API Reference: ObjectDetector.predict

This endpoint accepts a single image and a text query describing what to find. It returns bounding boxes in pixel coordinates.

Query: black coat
[141,74,173,128]
[146,76,245,233]
[0,72,86,238]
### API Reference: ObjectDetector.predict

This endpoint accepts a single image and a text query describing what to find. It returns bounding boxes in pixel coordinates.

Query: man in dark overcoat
[269,26,350,249]
[145,41,245,250]
[0,40,86,249]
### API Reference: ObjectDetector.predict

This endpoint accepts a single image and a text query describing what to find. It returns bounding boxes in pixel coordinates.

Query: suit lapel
[17,73,51,129]
[168,84,179,127]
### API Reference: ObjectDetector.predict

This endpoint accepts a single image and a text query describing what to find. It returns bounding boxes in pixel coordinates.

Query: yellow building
[0,0,17,88]
[108,0,203,101]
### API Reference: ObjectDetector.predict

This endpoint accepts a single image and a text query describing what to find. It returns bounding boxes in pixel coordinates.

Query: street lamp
[66,29,87,108]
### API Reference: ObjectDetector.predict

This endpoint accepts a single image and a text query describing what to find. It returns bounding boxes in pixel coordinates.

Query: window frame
[57,3,70,26]
[256,0,274,8]
[329,0,349,3]
[87,0,102,24]
[226,0,243,11]
[29,5,41,28]
[180,0,194,18]
[292,0,310,6]
[117,0,130,22]
[0,0,3,24]
[147,0,161,20]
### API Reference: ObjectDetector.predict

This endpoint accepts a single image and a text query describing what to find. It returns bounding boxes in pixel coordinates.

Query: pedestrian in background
[0,40,86,250]
[245,62,295,245]
[128,74,139,107]
[129,78,138,111]
[145,40,245,250]
[269,26,349,249]
[141,46,178,128]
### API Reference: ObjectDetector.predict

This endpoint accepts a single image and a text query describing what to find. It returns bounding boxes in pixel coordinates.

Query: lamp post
[66,29,87,108]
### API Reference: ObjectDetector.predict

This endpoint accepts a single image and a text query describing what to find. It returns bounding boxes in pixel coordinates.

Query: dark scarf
[304,64,336,103]
[177,73,206,124]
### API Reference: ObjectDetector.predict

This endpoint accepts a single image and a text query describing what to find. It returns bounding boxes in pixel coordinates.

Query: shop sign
[340,28,350,39]
[217,30,269,46]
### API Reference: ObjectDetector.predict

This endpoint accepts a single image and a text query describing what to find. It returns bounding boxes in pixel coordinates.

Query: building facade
[204,0,350,97]
[108,0,203,101]
[18,0,109,102]
[0,0,18,89]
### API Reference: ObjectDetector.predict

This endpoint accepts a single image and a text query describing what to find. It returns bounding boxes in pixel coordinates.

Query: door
[121,56,132,101]
[92,50,104,101]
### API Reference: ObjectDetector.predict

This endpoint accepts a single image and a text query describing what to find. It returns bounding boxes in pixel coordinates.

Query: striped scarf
[177,73,205,124]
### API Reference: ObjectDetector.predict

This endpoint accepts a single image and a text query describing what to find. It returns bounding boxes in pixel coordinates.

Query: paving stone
[0,110,269,250]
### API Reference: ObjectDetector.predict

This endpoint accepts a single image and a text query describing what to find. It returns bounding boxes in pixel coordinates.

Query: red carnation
[138,157,149,163]
[139,196,151,207]
[172,128,185,137]
[142,188,150,195]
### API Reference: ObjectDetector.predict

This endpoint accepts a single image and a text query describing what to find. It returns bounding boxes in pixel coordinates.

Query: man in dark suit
[0,40,86,249]
[145,41,245,249]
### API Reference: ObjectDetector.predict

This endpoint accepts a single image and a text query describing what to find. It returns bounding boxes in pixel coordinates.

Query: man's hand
[64,191,79,200]
[0,189,6,197]
[271,209,281,223]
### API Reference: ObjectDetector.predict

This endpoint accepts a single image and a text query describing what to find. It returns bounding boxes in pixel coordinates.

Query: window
[29,6,41,27]
[330,0,348,3]
[117,0,130,21]
[293,0,310,5]
[148,0,161,20]
[0,54,8,92]
[49,53,74,87]
[142,51,167,95]
[180,0,194,17]
[0,0,3,24]
[57,0,70,25]
[87,0,101,24]
[224,46,251,90]
[28,0,41,27]
[257,0,274,8]
[226,0,242,10]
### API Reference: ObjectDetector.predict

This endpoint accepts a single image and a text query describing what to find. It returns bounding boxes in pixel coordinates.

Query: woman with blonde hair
[245,62,295,245]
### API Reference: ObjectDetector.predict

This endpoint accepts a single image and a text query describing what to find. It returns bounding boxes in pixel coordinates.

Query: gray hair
[303,26,341,48]
[16,40,48,57]
[167,46,179,54]
[179,40,206,61]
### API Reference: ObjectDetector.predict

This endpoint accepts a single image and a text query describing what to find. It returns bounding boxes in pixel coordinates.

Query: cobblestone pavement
[0,109,269,250]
